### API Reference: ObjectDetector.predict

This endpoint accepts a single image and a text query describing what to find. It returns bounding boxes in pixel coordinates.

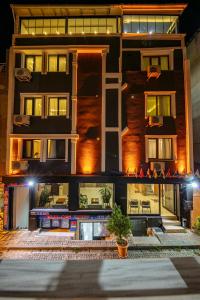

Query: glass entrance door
[160,184,177,217]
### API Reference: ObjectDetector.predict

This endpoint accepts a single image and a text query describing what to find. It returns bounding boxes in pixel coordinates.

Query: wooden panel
[106,89,118,127]
[105,132,119,172]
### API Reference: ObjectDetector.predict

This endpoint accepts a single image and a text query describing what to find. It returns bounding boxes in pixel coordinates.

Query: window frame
[145,135,177,162]
[141,49,174,71]
[47,54,68,72]
[24,97,42,116]
[47,95,69,118]
[47,139,66,160]
[22,139,41,160]
[144,91,176,119]
[143,55,169,70]
[146,95,171,117]
[25,55,42,72]
[148,138,173,160]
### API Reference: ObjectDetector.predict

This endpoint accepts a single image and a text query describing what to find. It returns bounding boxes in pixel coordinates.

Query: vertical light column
[6,47,15,175]
[101,49,107,172]
[17,139,23,161]
[184,59,194,173]
[71,139,77,174]
[71,51,78,134]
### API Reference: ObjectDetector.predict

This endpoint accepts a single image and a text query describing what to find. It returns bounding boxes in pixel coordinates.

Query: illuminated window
[146,95,171,117]
[48,55,67,72]
[48,97,68,116]
[24,97,42,116]
[79,183,114,210]
[22,140,41,159]
[123,15,178,34]
[20,18,66,35]
[47,140,65,159]
[25,55,42,72]
[142,56,169,71]
[68,17,117,34]
[148,138,172,160]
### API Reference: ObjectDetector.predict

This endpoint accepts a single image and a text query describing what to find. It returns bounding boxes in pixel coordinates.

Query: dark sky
[0,0,200,63]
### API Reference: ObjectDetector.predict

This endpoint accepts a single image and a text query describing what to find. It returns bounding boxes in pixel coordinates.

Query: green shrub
[195,216,200,231]
[107,204,132,245]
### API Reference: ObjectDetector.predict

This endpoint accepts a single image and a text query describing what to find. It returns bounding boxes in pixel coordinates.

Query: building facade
[2,3,194,238]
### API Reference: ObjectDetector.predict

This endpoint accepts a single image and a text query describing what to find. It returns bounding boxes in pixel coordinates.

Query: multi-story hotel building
[2,3,194,238]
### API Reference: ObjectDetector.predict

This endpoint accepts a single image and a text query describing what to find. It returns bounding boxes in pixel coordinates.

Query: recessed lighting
[31,32,35,35]
[27,180,34,187]
[94,31,97,34]
[44,31,47,35]
[137,30,140,34]
[81,31,85,35]
[69,32,72,35]
[107,30,110,34]
[124,31,127,34]
[56,31,60,35]
[149,31,153,35]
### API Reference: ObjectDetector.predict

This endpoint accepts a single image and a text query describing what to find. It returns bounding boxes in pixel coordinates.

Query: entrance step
[162,218,181,227]
[162,217,186,233]
[163,225,186,233]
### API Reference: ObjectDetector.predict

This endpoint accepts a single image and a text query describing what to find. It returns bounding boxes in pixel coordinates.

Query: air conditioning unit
[147,65,161,79]
[13,115,30,126]
[148,116,163,126]
[12,161,29,171]
[150,161,165,172]
[15,68,32,82]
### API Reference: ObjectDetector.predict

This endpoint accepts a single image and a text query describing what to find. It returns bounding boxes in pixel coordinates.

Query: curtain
[48,140,56,158]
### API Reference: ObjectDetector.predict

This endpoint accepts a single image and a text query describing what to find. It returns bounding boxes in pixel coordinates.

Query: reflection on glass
[20,18,66,35]
[79,183,114,210]
[35,183,69,208]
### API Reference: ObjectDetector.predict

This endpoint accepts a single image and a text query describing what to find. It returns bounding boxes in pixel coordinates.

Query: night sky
[0,0,199,62]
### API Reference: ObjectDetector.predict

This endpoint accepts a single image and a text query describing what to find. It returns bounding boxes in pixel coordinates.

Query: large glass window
[47,140,65,159]
[20,18,66,35]
[48,97,68,116]
[79,183,114,210]
[0,184,4,231]
[146,95,171,117]
[25,55,42,72]
[123,15,178,34]
[22,140,41,159]
[142,56,169,71]
[35,183,68,209]
[127,184,177,216]
[68,18,117,34]
[24,97,42,116]
[48,55,67,72]
[148,138,172,160]
[127,184,159,214]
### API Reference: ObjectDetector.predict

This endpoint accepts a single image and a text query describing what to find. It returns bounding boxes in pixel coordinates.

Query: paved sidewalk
[1,230,200,250]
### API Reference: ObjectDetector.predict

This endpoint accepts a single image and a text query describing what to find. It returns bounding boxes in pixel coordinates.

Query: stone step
[163,225,186,233]
[162,219,181,226]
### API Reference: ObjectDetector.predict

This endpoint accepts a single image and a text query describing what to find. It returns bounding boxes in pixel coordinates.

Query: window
[24,97,42,116]
[79,183,114,210]
[146,95,171,116]
[123,15,178,34]
[25,55,42,72]
[35,183,69,209]
[47,140,65,159]
[22,140,41,159]
[142,56,169,70]
[148,138,172,160]
[68,17,117,34]
[48,97,68,116]
[48,55,67,72]
[20,18,66,35]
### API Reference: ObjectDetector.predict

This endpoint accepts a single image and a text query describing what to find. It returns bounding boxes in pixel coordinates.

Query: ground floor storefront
[2,175,194,237]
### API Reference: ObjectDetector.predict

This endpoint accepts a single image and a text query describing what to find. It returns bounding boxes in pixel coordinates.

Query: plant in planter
[107,204,132,258]
[39,187,50,207]
[79,194,88,209]
[194,216,200,233]
[99,186,112,209]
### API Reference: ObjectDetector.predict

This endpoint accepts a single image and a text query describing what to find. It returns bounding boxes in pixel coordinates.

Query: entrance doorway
[13,186,29,229]
[79,222,108,240]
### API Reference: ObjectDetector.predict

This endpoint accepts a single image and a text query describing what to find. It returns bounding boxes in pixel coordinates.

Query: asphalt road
[0,257,200,299]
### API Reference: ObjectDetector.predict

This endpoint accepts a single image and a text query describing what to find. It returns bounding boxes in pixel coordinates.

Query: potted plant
[79,194,88,209]
[99,186,112,209]
[107,204,132,258]
[39,187,50,207]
